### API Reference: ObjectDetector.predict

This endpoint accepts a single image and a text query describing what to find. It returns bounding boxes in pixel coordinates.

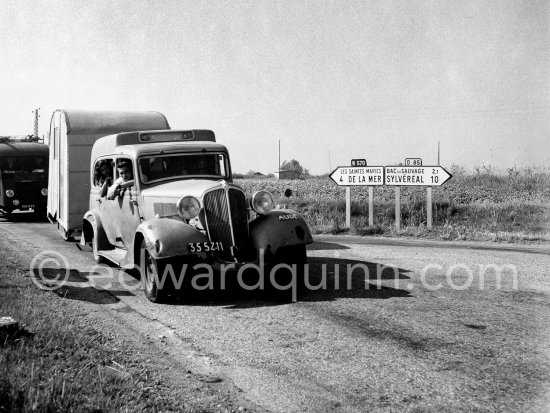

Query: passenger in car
[97,161,114,197]
[107,159,134,199]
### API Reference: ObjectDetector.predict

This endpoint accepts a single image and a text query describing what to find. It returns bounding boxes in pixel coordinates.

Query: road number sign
[385,166,452,186]
[351,159,367,167]
[330,166,384,186]
[405,158,422,166]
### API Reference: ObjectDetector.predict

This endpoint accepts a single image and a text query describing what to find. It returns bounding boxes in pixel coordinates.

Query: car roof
[91,130,228,160]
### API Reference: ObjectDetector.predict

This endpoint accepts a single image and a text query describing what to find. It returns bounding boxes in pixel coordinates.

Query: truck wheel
[140,239,168,303]
[268,245,307,302]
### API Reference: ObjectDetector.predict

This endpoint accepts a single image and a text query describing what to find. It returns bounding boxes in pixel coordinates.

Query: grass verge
[0,243,235,413]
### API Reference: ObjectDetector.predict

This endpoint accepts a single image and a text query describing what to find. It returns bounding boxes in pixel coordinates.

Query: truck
[47,109,170,240]
[0,136,49,216]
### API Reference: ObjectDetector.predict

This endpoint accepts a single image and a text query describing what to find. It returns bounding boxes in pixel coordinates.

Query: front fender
[249,209,313,256]
[81,209,110,250]
[136,218,209,260]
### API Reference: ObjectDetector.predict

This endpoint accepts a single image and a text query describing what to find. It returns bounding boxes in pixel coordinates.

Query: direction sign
[330,166,384,186]
[384,166,452,186]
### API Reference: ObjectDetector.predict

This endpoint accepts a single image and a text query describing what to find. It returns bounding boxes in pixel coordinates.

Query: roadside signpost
[330,164,384,227]
[329,158,453,230]
[384,166,452,186]
[385,164,452,229]
[329,166,384,186]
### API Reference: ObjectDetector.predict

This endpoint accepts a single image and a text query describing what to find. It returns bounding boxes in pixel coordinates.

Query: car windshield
[0,156,47,174]
[139,153,228,184]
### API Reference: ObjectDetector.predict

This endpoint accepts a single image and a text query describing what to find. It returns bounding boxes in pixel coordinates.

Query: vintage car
[80,129,312,302]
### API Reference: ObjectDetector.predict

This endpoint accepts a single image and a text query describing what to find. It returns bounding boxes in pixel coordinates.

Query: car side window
[104,158,135,200]
[114,158,134,186]
[94,159,114,188]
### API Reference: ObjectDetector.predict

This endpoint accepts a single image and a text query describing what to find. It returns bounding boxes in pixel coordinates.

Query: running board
[99,248,133,269]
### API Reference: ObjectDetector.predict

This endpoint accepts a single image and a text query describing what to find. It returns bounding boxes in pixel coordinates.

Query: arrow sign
[384,166,452,186]
[330,166,384,186]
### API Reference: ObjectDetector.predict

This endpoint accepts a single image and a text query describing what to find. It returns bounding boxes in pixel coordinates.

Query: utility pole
[428,141,440,229]
[278,140,281,176]
[32,108,40,139]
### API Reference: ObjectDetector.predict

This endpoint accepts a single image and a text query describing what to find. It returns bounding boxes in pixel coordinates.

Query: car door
[109,157,142,249]
[91,158,117,244]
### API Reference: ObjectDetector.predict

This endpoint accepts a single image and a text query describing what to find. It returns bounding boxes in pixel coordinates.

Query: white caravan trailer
[47,110,170,240]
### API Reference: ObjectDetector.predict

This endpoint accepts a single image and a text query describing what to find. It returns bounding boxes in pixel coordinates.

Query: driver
[107,159,134,199]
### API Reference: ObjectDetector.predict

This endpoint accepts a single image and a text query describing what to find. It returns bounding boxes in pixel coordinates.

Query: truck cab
[0,138,49,216]
[81,129,313,302]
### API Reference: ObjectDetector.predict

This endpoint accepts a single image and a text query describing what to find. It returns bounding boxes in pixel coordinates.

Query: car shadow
[31,257,412,308]
[31,267,136,305]
[167,256,413,308]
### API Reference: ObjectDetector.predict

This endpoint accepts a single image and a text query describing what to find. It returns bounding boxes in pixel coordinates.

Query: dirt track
[2,214,550,412]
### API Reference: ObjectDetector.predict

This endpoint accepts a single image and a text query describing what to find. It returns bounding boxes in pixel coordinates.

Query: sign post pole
[427,187,433,228]
[345,187,351,228]
[395,186,401,229]
[368,186,374,227]
[329,162,384,229]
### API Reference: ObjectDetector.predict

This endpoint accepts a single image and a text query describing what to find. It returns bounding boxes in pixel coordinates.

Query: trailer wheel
[91,229,105,264]
[140,239,168,303]
[59,225,74,242]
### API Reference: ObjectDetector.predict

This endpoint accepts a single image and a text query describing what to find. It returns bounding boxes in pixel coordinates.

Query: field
[236,166,550,243]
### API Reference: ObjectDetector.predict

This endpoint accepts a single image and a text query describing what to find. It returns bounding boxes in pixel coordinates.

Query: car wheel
[140,239,168,303]
[268,244,307,302]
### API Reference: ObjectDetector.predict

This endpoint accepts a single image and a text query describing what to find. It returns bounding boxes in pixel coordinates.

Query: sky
[0,0,548,175]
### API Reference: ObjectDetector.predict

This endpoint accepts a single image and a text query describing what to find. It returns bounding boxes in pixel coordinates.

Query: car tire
[140,239,168,303]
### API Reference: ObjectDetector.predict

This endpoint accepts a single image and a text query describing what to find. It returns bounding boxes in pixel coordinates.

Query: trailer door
[47,112,61,220]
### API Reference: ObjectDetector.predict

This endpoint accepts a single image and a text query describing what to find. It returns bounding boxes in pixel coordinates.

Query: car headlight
[12,199,20,206]
[41,188,48,196]
[177,196,201,219]
[251,191,274,214]
[5,189,14,198]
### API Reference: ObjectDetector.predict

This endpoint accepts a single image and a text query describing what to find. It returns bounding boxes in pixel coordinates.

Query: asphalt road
[2,213,550,412]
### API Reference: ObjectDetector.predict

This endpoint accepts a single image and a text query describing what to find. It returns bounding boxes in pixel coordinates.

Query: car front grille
[203,186,249,258]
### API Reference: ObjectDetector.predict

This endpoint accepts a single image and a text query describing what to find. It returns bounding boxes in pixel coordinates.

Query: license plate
[188,242,224,253]
[22,205,34,209]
